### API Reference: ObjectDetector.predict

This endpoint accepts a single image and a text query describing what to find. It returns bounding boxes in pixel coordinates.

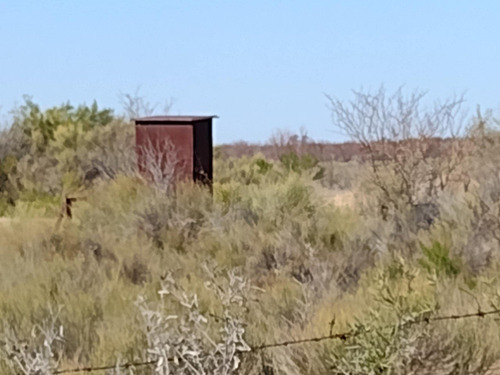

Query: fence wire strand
[53,308,500,374]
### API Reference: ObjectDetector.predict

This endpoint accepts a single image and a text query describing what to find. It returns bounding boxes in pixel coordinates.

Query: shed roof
[134,115,217,124]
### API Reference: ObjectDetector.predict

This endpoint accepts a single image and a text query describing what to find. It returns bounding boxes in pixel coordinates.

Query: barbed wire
[53,307,500,374]
[54,360,155,374]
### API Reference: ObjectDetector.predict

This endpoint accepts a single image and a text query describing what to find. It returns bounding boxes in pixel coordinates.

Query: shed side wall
[136,125,193,182]
[192,120,213,185]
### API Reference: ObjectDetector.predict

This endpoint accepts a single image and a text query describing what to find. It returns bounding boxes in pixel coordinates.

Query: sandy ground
[314,186,361,209]
[0,217,16,234]
[486,361,500,374]
[0,217,57,227]
[322,190,358,208]
[0,217,13,225]
[0,217,59,251]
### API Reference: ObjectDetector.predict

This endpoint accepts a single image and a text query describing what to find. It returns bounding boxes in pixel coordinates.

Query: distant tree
[0,97,117,196]
[327,86,469,209]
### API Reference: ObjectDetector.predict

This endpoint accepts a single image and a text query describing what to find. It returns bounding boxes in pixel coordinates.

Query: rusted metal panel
[136,125,193,182]
[135,115,215,187]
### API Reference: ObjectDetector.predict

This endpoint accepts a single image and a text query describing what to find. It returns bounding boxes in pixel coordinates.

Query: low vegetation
[1,88,500,374]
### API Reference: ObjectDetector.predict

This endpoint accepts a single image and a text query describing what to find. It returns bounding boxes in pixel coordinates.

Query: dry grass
[0,162,498,374]
[1,99,500,373]
[315,187,360,209]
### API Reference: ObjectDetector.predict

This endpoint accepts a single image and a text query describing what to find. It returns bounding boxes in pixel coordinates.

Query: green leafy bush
[279,151,325,180]
[419,241,461,277]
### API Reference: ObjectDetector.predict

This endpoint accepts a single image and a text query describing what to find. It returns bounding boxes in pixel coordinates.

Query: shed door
[136,125,193,182]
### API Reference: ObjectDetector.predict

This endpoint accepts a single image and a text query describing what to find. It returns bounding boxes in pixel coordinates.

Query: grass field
[1,97,500,374]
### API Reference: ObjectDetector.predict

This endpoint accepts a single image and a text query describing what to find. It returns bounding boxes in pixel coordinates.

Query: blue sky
[0,1,499,144]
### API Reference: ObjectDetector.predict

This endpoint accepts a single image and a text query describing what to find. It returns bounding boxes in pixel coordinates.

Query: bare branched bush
[135,270,251,375]
[327,86,468,209]
[468,107,500,201]
[82,120,136,182]
[137,137,184,194]
[453,108,500,272]
[120,88,174,120]
[0,308,64,375]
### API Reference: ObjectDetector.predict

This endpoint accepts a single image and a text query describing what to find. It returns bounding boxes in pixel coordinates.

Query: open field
[1,94,500,374]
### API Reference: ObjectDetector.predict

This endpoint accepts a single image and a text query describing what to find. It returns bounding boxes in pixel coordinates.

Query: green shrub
[419,241,462,277]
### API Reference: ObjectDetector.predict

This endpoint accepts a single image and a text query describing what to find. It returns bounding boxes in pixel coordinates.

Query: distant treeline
[217,137,455,162]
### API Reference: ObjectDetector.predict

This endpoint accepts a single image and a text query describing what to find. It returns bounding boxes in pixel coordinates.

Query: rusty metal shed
[135,115,216,186]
